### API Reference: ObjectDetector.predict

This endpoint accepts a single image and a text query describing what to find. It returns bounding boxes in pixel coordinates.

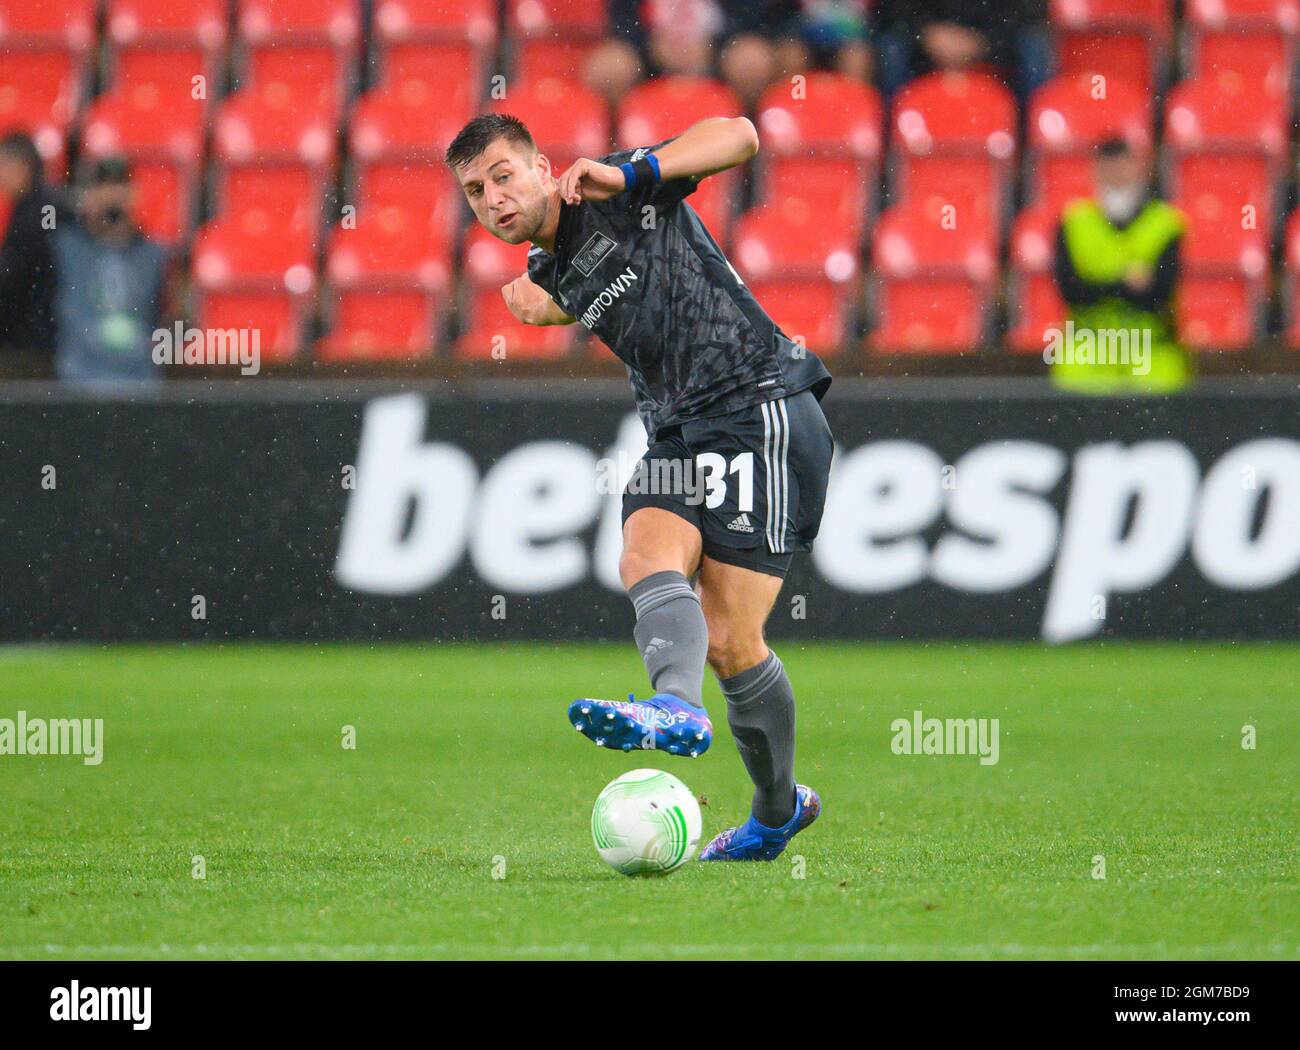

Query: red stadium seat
[193,206,316,287]
[762,158,871,238]
[237,0,361,47]
[488,75,609,173]
[1185,0,1298,91]
[351,73,474,161]
[456,226,573,359]
[1177,187,1267,349]
[1164,73,1288,235]
[80,63,209,242]
[220,166,321,234]
[325,203,452,293]
[375,0,497,44]
[509,0,608,81]
[378,41,482,87]
[372,0,497,89]
[106,0,228,51]
[197,290,303,362]
[192,206,317,362]
[350,72,468,238]
[1180,188,1267,273]
[749,280,850,355]
[111,42,219,99]
[509,0,608,35]
[868,200,999,353]
[244,44,352,115]
[124,161,194,243]
[1007,205,1068,353]
[733,194,859,283]
[0,1,97,51]
[1027,74,1152,213]
[1050,0,1172,102]
[1165,71,1288,152]
[107,0,228,91]
[83,65,207,158]
[618,76,743,147]
[1178,275,1260,349]
[236,0,360,109]
[889,73,1017,229]
[891,72,1017,153]
[0,49,81,179]
[213,75,339,229]
[354,164,461,237]
[514,38,602,85]
[318,203,451,360]
[757,73,883,229]
[317,291,441,360]
[757,73,883,161]
[870,283,989,354]
[458,287,575,358]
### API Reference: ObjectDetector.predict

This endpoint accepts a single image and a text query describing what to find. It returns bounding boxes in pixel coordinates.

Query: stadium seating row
[1,0,1297,357]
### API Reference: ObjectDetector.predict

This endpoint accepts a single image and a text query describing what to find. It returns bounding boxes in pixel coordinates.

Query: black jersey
[526,143,832,437]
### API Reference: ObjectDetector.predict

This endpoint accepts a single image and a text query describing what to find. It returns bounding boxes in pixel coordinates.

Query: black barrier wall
[2,379,1298,642]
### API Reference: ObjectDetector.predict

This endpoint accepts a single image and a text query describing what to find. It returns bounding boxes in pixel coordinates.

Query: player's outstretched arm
[557,117,759,205]
[651,116,759,182]
[502,273,576,326]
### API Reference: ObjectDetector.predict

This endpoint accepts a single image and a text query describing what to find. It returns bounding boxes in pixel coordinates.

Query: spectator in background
[720,1,872,105]
[585,1,873,110]
[874,0,1051,103]
[1052,139,1191,393]
[53,156,167,383]
[586,0,723,107]
[0,131,62,363]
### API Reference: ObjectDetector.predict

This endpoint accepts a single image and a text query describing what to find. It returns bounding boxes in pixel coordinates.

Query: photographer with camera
[53,155,167,383]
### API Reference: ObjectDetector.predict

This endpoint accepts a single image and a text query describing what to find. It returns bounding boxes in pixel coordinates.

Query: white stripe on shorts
[760,398,789,554]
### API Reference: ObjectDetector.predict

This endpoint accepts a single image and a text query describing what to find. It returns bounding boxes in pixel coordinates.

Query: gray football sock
[719,650,796,828]
[628,570,708,709]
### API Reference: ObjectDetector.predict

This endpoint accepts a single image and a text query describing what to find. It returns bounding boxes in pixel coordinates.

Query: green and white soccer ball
[591,769,703,876]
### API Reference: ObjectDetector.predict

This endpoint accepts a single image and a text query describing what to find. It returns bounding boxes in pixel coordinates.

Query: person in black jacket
[0,132,63,362]
[874,0,1050,102]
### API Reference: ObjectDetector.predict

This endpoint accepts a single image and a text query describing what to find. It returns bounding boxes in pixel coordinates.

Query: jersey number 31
[695,452,753,512]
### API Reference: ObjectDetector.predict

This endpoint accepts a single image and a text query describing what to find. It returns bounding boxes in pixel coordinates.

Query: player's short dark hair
[444,114,536,169]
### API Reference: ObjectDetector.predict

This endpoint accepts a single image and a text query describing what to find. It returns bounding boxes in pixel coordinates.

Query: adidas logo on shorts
[727,513,756,534]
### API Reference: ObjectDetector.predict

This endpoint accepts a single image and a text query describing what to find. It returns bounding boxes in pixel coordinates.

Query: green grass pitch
[0,641,1296,960]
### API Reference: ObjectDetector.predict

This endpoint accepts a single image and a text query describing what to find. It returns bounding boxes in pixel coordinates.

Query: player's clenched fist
[502,274,550,323]
[502,274,573,326]
[556,158,626,204]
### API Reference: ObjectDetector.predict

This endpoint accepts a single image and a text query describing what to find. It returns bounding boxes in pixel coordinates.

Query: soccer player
[446,113,834,861]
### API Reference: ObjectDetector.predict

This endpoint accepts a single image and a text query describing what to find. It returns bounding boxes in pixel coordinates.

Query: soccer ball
[591,768,702,877]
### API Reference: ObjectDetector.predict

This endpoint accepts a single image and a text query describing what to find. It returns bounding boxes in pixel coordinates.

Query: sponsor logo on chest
[572,231,618,277]
[579,266,638,329]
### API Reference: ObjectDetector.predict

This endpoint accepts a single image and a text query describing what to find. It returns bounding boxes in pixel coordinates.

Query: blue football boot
[567,693,712,757]
[698,784,821,861]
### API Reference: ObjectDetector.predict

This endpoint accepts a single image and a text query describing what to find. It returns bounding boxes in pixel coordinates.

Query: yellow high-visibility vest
[1055,198,1191,393]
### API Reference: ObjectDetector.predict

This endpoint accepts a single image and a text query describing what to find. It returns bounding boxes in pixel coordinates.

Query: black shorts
[621,389,835,578]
